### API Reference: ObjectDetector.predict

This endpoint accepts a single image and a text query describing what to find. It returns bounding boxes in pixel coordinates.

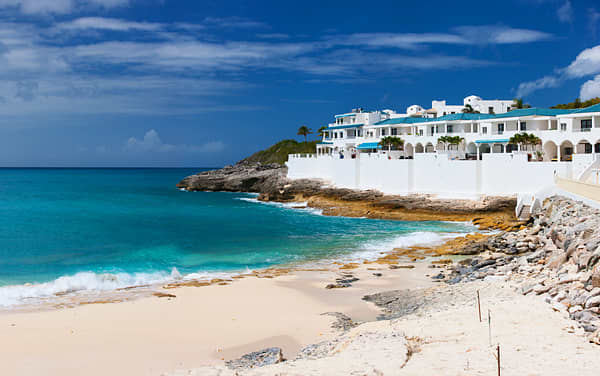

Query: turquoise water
[0,168,474,306]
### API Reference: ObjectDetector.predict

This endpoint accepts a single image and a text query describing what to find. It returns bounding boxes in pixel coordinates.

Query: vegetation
[239,139,319,165]
[512,98,532,109]
[462,104,480,114]
[317,126,327,137]
[297,125,312,142]
[551,97,600,109]
[378,136,404,151]
[508,132,541,151]
[437,135,464,150]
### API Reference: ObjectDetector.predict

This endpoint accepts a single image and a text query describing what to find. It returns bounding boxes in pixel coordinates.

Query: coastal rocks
[176,162,288,193]
[326,274,359,289]
[321,312,360,331]
[225,347,284,370]
[442,196,600,345]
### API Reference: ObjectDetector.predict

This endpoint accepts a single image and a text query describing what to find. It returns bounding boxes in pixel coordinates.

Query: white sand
[0,263,431,376]
[3,263,599,376]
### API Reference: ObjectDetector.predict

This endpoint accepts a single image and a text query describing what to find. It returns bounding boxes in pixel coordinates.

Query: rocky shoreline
[177,163,523,230]
[429,196,600,343]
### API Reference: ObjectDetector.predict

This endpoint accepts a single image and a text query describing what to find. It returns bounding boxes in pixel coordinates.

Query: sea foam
[236,197,324,215]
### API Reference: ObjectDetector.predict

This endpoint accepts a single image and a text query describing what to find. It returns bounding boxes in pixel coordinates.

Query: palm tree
[462,104,480,114]
[297,125,312,142]
[317,126,327,138]
[438,135,464,150]
[509,132,541,151]
[513,98,532,109]
[379,136,404,152]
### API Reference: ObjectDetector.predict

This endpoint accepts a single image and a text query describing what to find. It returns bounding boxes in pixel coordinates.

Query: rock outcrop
[435,196,600,344]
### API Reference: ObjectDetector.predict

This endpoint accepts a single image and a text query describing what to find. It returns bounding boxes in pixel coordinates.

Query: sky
[0,0,600,167]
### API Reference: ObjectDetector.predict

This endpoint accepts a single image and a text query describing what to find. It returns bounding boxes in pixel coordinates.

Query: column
[477,145,480,160]
[557,144,561,162]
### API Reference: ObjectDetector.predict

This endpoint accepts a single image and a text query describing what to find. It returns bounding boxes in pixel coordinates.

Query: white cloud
[565,45,600,77]
[580,75,600,100]
[557,1,573,23]
[125,130,224,153]
[337,26,552,49]
[203,17,268,29]
[0,0,127,14]
[516,75,561,97]
[57,17,162,32]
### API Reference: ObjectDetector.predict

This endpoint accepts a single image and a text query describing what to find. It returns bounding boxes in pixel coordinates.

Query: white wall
[287,154,574,197]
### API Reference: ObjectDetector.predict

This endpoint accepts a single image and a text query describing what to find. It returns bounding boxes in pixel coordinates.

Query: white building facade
[302,102,600,200]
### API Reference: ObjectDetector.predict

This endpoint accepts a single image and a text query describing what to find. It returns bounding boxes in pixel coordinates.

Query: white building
[431,95,514,117]
[304,102,600,203]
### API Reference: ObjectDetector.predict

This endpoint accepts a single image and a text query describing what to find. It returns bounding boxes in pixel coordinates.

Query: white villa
[289,96,600,213]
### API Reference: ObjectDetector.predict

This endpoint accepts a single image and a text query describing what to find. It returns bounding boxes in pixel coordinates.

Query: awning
[317,142,333,145]
[357,142,382,150]
[475,139,510,144]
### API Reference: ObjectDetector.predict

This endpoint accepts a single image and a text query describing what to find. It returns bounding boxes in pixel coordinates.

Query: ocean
[0,168,475,308]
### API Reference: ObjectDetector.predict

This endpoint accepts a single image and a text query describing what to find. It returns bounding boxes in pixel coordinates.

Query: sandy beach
[0,262,432,375]
[3,253,600,376]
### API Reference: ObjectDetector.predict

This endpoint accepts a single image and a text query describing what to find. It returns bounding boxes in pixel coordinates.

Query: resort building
[297,97,600,207]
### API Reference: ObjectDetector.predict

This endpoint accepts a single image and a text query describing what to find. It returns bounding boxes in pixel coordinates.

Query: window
[520,122,527,131]
[381,128,387,136]
[451,111,456,114]
[585,143,592,153]
[596,143,600,153]
[507,106,511,111]
[488,106,494,114]
[447,125,453,133]
[391,128,398,136]
[419,129,424,136]
[498,123,504,134]
[482,127,488,134]
[357,130,363,137]
[560,123,567,131]
[443,112,447,115]
[582,119,592,131]
[334,133,337,139]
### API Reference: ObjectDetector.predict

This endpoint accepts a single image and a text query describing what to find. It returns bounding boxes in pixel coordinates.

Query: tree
[378,136,404,152]
[462,104,480,114]
[509,132,541,151]
[317,126,327,138]
[512,98,531,109]
[551,97,600,109]
[438,135,464,150]
[297,125,312,142]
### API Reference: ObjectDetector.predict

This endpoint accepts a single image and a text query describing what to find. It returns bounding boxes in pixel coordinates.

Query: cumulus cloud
[125,130,225,154]
[516,75,561,97]
[580,75,600,100]
[557,1,573,23]
[517,44,600,97]
[565,45,600,77]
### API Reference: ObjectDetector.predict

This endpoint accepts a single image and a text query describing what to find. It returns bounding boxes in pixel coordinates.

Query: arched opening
[595,140,600,154]
[576,139,593,154]
[405,143,414,159]
[492,144,504,153]
[506,143,518,153]
[479,144,491,160]
[425,143,435,153]
[436,142,445,152]
[466,142,477,160]
[560,140,574,161]
[543,141,558,162]
[415,143,424,153]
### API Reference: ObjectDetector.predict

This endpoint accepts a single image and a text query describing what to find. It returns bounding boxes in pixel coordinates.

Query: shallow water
[0,168,475,307]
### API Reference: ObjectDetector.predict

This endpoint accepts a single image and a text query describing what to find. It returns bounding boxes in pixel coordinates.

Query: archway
[415,143,424,153]
[425,143,435,153]
[492,144,504,153]
[543,141,558,162]
[596,140,600,154]
[560,140,574,161]
[576,139,593,154]
[479,144,491,160]
[405,143,414,158]
[436,142,445,152]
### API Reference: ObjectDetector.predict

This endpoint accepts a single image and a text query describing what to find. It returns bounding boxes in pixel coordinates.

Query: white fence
[287,153,573,196]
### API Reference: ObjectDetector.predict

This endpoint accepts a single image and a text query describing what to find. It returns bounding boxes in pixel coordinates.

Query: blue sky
[0,0,599,167]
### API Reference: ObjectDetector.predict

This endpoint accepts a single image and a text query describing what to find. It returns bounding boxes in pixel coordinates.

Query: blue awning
[475,139,510,144]
[357,142,382,150]
[318,142,333,145]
